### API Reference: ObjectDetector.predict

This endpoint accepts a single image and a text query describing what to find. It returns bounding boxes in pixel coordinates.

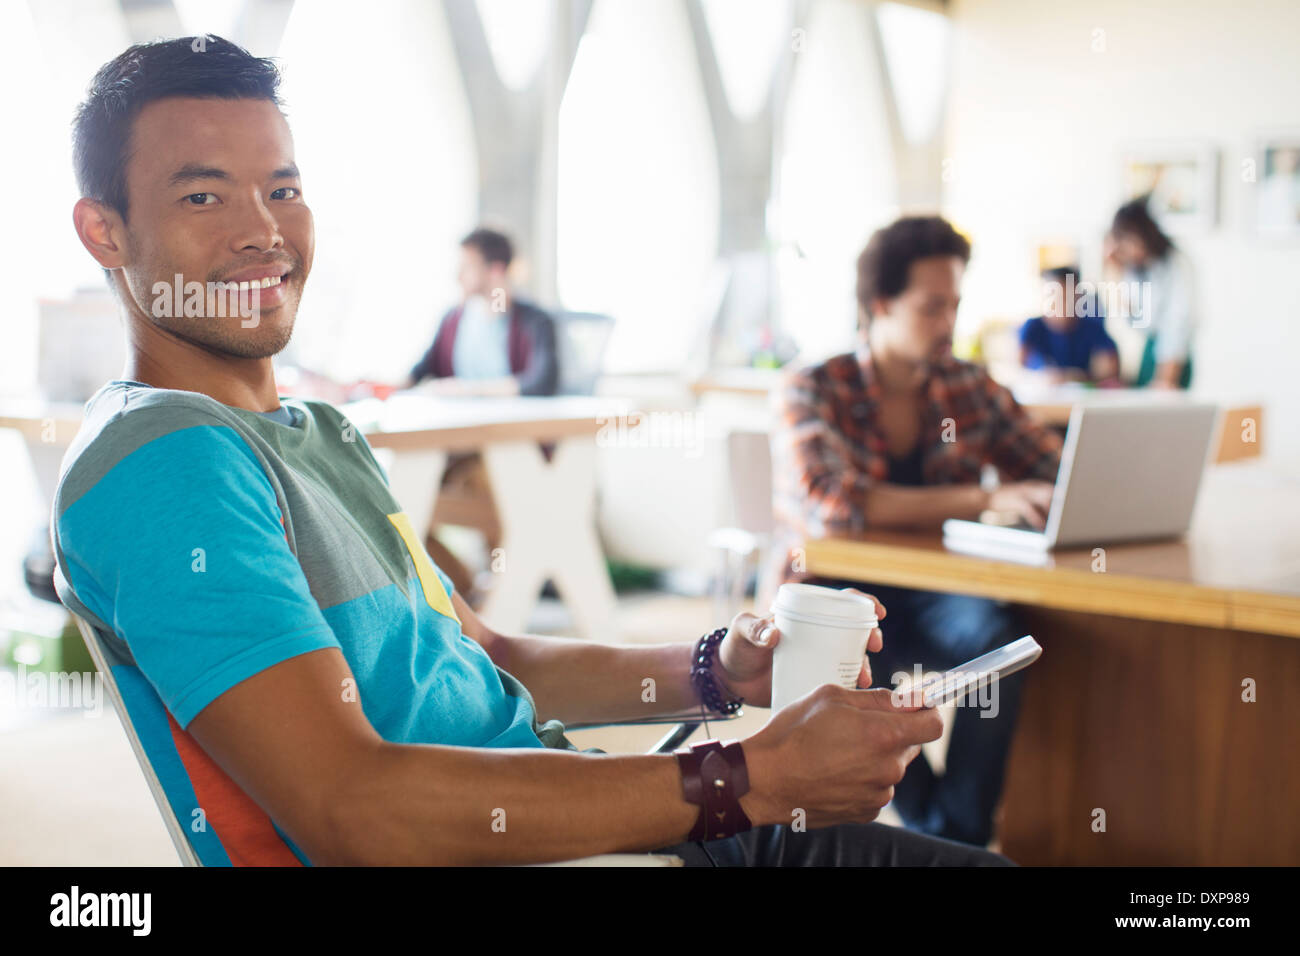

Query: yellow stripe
[386,512,460,623]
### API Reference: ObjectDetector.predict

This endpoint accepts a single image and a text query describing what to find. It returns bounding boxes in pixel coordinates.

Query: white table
[2,393,625,641]
[339,394,624,639]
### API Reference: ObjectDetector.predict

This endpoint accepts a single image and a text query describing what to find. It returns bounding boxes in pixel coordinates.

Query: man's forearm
[861,483,989,531]
[490,635,703,725]
[326,743,713,865]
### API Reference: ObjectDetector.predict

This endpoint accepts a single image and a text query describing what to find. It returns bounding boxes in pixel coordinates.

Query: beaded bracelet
[690,627,744,716]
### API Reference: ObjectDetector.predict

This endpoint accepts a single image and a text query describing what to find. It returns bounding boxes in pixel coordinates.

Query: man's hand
[713,589,887,707]
[986,480,1055,529]
[738,684,942,829]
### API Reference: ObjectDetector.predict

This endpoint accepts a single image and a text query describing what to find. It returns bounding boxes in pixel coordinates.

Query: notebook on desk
[943,402,1221,559]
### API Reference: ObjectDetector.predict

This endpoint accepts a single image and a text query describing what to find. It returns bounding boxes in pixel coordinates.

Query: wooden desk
[800,464,1300,865]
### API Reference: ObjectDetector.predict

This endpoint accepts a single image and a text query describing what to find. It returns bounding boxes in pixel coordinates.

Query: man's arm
[984,373,1063,483]
[185,646,701,865]
[407,310,455,388]
[513,307,560,396]
[453,591,734,725]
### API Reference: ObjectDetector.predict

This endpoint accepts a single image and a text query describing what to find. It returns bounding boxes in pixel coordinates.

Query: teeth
[235,275,283,292]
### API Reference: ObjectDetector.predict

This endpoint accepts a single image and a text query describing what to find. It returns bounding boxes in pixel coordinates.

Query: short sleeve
[773,366,873,536]
[56,419,341,729]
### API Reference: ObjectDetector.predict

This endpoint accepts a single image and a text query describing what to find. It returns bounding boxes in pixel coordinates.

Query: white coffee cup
[770,584,878,711]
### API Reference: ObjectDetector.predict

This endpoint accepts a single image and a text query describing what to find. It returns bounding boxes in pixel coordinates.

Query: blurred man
[403,228,558,397]
[1019,266,1120,384]
[770,215,1063,848]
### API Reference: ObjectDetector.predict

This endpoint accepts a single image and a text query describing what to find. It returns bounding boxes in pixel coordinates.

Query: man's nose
[232,193,284,252]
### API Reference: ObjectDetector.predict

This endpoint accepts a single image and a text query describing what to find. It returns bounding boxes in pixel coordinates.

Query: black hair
[1111,196,1174,260]
[856,215,972,325]
[72,35,284,225]
[1041,265,1080,285]
[460,227,514,268]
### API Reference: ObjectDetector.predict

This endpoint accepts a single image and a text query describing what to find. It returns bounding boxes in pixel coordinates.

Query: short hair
[460,228,514,268]
[1111,196,1173,259]
[73,35,284,225]
[856,216,972,324]
[1041,265,1080,285]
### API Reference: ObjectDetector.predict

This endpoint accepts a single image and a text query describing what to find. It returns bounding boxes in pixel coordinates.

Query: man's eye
[272,186,301,200]
[185,193,217,205]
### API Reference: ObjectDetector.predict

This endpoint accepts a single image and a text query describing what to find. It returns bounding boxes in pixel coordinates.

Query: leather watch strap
[674,739,753,842]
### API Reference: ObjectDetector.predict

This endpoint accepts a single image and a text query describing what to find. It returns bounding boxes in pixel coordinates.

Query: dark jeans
[803,579,1027,848]
[654,821,1015,866]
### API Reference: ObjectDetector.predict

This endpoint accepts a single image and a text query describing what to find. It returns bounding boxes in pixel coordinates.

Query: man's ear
[72,198,128,271]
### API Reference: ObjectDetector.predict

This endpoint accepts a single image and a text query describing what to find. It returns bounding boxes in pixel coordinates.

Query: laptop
[942,402,1221,559]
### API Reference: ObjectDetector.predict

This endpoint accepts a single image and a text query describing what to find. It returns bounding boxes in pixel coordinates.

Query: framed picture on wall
[1118,142,1219,234]
[1252,132,1300,239]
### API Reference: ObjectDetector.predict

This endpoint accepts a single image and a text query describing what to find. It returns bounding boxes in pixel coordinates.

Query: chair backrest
[67,609,201,866]
[552,311,615,395]
[726,430,774,536]
[54,564,312,866]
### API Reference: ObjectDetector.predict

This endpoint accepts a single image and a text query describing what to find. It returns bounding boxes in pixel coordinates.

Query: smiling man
[51,36,1011,867]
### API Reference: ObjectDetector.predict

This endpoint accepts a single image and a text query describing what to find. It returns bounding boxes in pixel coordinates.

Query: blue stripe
[113,665,233,867]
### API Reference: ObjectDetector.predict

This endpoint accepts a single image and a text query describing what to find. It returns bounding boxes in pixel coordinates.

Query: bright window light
[876,1,951,146]
[774,0,898,361]
[174,0,245,40]
[700,0,789,121]
[557,0,719,373]
[278,0,479,381]
[476,0,552,91]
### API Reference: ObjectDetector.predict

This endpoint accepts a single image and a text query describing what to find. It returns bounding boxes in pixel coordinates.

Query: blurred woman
[1104,197,1196,388]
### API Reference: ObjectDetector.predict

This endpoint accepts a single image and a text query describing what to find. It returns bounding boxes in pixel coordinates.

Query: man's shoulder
[781,352,860,389]
[930,355,1003,397]
[56,382,257,507]
[513,298,556,327]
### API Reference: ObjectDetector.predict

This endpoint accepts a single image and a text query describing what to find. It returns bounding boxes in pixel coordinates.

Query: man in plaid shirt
[769,216,1062,848]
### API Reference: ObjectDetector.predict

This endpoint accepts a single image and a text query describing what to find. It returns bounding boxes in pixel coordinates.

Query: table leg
[378,447,448,546]
[477,439,618,639]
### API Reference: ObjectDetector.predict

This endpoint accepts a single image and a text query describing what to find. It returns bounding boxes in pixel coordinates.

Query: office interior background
[0,0,1297,867]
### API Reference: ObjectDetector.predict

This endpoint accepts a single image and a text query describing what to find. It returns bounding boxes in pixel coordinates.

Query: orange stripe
[165,710,303,866]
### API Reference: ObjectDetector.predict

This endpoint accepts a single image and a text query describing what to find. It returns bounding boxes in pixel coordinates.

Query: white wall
[944,0,1300,472]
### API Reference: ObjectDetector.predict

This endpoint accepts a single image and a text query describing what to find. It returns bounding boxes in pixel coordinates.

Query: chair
[708,430,775,622]
[552,311,615,396]
[64,604,738,867]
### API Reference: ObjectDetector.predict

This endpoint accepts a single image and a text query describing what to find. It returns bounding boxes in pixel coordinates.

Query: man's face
[870,255,963,363]
[456,245,507,302]
[117,97,313,358]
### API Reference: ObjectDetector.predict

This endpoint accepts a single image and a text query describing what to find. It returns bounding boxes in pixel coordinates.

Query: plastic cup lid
[772,583,878,628]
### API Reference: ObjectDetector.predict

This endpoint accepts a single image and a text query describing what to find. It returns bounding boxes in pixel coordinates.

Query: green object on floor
[3,617,96,676]
[605,559,661,593]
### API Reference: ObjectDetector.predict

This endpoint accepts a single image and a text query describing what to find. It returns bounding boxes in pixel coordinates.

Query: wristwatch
[673,738,753,841]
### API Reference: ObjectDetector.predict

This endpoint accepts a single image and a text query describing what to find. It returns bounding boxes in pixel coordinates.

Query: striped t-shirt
[51,380,577,865]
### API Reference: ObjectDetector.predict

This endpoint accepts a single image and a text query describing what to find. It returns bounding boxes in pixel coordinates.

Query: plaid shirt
[771,346,1062,547]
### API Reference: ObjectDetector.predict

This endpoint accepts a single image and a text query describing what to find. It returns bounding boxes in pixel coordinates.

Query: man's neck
[863,330,927,395]
[465,291,512,315]
[122,327,282,413]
